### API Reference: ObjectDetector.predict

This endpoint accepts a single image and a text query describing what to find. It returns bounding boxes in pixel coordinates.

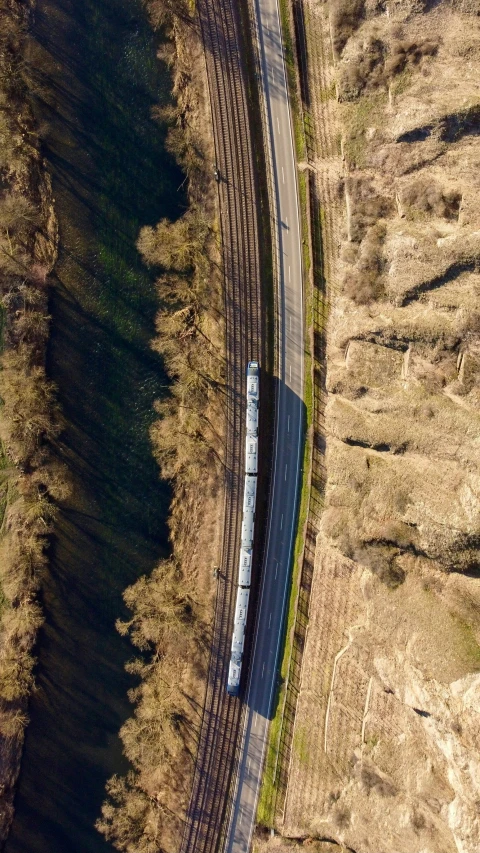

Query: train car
[245,434,258,474]
[227,650,242,696]
[246,398,258,436]
[238,548,252,587]
[247,361,260,401]
[246,361,259,436]
[243,474,257,510]
[227,588,250,696]
[241,475,257,549]
[241,509,255,550]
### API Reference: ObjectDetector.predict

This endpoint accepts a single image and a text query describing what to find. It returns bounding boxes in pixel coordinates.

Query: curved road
[226,0,305,849]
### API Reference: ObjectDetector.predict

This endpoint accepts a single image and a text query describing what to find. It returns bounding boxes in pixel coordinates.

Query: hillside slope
[272,2,480,852]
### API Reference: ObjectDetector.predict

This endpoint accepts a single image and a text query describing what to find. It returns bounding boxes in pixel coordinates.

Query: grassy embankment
[0,0,67,841]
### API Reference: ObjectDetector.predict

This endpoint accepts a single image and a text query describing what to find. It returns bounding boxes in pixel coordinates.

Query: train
[227,361,259,696]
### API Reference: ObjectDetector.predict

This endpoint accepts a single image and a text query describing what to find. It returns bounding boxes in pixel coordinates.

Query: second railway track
[180,0,264,852]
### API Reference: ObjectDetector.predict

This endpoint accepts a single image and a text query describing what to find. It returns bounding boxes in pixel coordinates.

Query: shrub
[339,37,385,100]
[96,772,162,853]
[137,212,208,271]
[355,544,406,588]
[343,266,382,304]
[401,178,461,220]
[339,36,440,101]
[330,0,365,57]
[145,0,190,29]
[347,177,392,242]
[343,222,386,304]
[385,38,439,78]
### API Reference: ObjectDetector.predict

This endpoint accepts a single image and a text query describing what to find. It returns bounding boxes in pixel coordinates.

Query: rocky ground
[266,2,480,852]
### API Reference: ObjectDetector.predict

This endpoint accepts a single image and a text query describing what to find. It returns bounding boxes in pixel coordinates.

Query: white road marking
[288,264,291,281]
[239,806,244,825]
[261,662,265,679]
[277,116,280,134]
[282,166,285,184]
[275,563,278,579]
[287,414,290,432]
[247,759,251,774]
[285,464,288,480]
[254,712,258,730]
[268,612,272,629]
[285,216,288,227]
[289,363,292,382]
[280,514,283,530]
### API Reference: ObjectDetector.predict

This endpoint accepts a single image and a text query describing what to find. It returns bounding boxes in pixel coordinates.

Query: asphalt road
[225,0,305,849]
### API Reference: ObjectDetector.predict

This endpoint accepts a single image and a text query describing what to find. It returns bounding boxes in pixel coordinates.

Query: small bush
[343,221,386,304]
[385,38,439,78]
[411,809,427,832]
[341,241,359,265]
[333,805,351,828]
[330,0,365,57]
[355,545,406,588]
[340,37,385,100]
[401,178,461,220]
[347,177,392,242]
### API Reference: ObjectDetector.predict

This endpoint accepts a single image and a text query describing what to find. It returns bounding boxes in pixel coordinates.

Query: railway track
[179,0,263,852]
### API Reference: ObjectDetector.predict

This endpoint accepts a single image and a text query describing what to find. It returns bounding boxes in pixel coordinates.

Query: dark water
[5,1,183,851]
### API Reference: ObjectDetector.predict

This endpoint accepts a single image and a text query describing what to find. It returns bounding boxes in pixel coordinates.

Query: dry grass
[326,1,480,582]
[283,543,480,852]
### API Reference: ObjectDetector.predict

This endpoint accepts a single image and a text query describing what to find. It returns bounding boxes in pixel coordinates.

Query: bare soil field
[273,2,480,852]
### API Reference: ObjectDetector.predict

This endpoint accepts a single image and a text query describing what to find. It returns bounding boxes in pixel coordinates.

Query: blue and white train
[227,361,259,696]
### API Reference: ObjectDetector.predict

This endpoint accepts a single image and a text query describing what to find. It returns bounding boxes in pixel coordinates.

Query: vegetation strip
[0,0,68,839]
[95,3,228,850]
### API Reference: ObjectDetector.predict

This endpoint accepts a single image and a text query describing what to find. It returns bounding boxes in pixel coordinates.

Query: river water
[5,1,183,851]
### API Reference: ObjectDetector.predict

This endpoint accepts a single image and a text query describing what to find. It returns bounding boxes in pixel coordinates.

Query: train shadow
[242,380,308,722]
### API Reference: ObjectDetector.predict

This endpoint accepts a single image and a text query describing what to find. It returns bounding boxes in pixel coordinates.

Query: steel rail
[179,0,263,850]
